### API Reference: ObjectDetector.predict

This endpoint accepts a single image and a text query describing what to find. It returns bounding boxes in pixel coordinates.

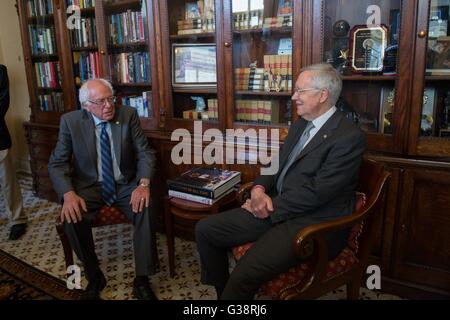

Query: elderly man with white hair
[48,78,158,300]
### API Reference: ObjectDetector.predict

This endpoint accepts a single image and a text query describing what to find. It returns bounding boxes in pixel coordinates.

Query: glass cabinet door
[419,0,450,152]
[22,0,65,119]
[100,0,153,118]
[315,0,404,152]
[230,0,294,129]
[163,0,219,129]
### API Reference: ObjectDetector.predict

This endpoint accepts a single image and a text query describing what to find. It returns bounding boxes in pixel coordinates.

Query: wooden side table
[164,191,236,277]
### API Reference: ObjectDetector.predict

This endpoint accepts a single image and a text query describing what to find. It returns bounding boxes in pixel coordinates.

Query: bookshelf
[17,0,450,298]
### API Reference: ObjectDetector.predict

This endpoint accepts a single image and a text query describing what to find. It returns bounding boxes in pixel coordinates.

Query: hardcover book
[167,167,241,199]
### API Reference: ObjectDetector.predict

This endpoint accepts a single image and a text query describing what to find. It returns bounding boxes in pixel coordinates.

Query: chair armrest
[236,182,254,205]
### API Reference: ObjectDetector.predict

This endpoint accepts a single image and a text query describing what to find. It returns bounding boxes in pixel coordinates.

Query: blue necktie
[100,122,116,206]
[276,121,315,194]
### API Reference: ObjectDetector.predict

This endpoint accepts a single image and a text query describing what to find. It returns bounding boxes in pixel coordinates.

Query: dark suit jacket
[0,64,12,151]
[254,110,366,224]
[48,106,156,201]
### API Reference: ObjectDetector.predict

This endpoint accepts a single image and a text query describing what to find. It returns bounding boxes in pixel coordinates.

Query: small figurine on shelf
[337,49,352,76]
[191,96,206,112]
[249,61,258,69]
[264,68,273,92]
[274,74,283,92]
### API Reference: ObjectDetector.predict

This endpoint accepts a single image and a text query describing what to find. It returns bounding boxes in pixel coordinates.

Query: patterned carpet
[0,176,402,300]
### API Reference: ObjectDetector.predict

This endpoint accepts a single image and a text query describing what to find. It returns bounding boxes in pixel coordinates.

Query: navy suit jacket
[254,110,366,225]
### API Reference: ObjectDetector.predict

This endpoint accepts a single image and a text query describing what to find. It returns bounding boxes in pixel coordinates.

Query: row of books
[182,98,218,120]
[235,100,280,124]
[177,18,216,35]
[235,67,264,91]
[109,52,151,84]
[73,52,100,85]
[117,92,153,118]
[70,17,97,48]
[110,10,146,45]
[167,167,240,205]
[34,61,61,88]
[263,16,293,28]
[66,0,95,9]
[263,54,292,91]
[29,26,56,55]
[28,0,53,17]
[38,92,64,112]
[233,9,264,30]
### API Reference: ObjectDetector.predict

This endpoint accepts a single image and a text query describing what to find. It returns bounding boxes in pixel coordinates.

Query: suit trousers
[195,207,349,299]
[0,149,26,226]
[63,182,157,281]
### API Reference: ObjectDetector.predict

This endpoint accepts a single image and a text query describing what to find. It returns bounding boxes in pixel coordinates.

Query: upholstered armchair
[232,158,390,300]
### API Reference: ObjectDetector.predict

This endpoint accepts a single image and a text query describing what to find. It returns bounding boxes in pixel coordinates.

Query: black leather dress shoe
[81,271,107,300]
[9,223,27,240]
[132,278,158,300]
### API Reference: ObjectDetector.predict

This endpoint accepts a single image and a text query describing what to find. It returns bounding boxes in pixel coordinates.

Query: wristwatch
[139,179,150,188]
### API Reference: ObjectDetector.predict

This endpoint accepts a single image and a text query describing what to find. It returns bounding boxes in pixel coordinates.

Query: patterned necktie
[276,121,315,194]
[100,122,116,206]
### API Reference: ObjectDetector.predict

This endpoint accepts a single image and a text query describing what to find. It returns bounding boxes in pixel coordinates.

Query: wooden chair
[232,158,391,300]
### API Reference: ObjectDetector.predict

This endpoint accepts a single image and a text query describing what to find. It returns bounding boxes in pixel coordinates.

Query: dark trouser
[195,207,348,300]
[63,183,157,281]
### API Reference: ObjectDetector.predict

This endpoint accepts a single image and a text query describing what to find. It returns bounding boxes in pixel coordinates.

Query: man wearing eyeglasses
[196,63,366,299]
[48,79,158,300]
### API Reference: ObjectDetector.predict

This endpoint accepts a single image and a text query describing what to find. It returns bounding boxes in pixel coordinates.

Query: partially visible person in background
[0,64,27,240]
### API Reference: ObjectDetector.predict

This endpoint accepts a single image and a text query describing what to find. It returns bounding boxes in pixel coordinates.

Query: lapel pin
[115,121,120,125]
[323,134,328,139]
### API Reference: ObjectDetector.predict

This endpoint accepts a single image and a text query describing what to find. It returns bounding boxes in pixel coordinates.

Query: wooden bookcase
[17,0,450,298]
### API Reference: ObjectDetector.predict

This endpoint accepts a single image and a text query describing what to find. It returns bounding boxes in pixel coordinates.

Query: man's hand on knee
[129,183,150,213]
[61,191,87,223]
[243,187,274,219]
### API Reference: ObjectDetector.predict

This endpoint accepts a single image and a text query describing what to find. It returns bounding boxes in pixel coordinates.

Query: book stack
[177,0,215,35]
[109,10,146,45]
[183,109,200,120]
[207,98,218,120]
[34,61,61,88]
[73,51,100,85]
[28,0,53,16]
[167,168,241,205]
[235,100,280,124]
[66,0,95,9]
[38,92,64,112]
[263,16,292,28]
[235,68,264,91]
[233,9,263,30]
[117,91,153,117]
[109,52,151,84]
[29,26,56,55]
[71,17,97,48]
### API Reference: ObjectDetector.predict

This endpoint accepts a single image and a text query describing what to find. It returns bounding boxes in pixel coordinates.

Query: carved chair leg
[55,222,74,269]
[346,280,361,300]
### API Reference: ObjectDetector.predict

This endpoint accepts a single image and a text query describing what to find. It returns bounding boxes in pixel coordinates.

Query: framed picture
[185,2,201,19]
[350,25,388,72]
[277,0,293,16]
[172,43,217,88]
[429,5,449,38]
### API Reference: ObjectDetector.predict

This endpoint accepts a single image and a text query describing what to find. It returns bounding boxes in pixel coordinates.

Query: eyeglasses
[88,96,116,106]
[293,88,322,95]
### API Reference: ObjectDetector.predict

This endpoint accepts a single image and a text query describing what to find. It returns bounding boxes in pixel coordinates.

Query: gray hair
[79,78,114,107]
[300,63,342,106]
